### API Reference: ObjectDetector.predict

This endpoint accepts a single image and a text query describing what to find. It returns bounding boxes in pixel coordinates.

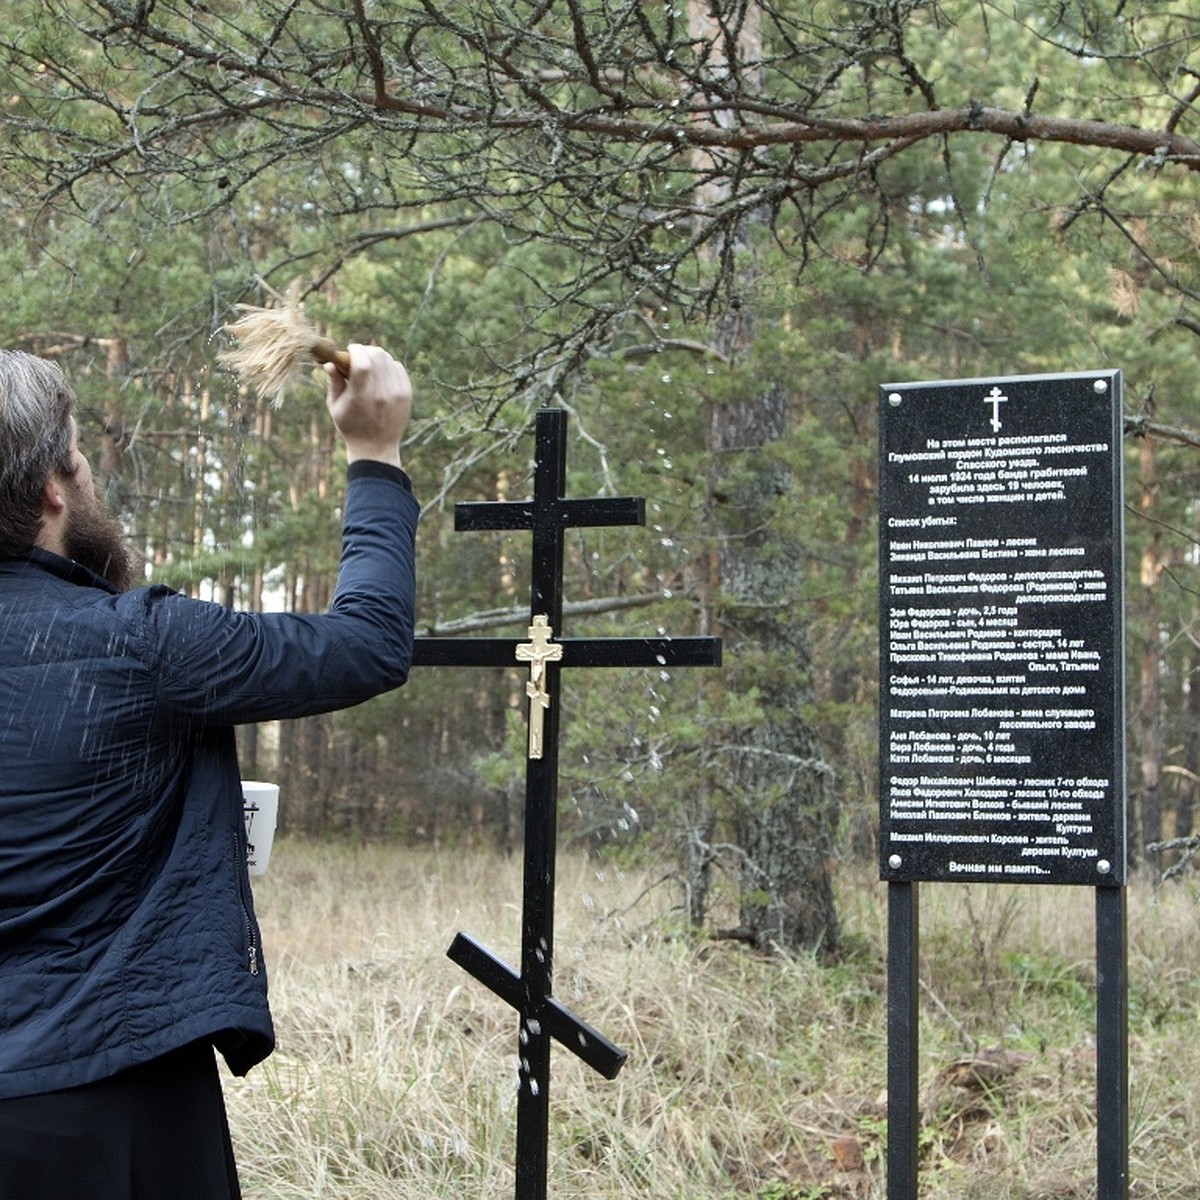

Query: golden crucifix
[515,615,564,759]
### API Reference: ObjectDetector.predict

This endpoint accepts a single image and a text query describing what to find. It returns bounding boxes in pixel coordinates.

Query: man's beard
[63,483,136,593]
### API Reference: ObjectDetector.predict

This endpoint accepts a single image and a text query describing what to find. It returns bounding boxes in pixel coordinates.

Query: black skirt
[0,1039,242,1200]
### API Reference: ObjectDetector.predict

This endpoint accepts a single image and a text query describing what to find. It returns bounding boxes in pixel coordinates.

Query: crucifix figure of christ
[410,408,721,1200]
[515,615,562,759]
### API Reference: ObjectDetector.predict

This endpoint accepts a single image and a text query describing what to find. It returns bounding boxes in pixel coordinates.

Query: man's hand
[324,343,412,468]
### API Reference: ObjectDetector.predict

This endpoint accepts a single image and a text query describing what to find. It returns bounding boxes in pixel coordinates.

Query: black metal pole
[1095,885,1128,1200]
[887,881,919,1200]
[514,699,559,1200]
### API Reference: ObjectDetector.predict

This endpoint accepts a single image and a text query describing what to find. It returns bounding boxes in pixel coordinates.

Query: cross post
[410,408,721,1199]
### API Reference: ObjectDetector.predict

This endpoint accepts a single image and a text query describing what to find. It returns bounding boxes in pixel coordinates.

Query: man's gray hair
[0,350,78,557]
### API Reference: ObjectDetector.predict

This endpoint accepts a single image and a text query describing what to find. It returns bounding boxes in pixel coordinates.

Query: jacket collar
[2,547,119,594]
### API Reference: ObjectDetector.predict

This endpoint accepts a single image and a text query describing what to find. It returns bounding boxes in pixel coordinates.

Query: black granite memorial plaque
[878,372,1125,886]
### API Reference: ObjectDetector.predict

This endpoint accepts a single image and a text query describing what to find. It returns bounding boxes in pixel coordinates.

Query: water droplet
[529,1079,540,1097]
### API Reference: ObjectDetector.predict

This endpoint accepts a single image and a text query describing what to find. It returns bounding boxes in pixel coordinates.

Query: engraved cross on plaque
[985,385,1008,432]
[410,408,721,1200]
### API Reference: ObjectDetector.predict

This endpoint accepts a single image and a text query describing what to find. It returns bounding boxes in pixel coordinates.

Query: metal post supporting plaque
[412,408,721,1200]
[878,371,1126,1198]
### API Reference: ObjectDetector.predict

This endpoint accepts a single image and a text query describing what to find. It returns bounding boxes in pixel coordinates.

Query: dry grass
[223,842,1200,1199]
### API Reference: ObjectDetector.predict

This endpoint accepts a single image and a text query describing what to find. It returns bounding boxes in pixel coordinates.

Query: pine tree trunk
[682,0,840,954]
[710,337,840,955]
[1135,436,1163,864]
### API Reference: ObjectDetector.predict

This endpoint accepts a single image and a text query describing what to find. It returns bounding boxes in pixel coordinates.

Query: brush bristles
[221,301,323,406]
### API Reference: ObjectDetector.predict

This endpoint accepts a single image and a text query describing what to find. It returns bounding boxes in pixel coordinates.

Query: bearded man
[0,346,418,1199]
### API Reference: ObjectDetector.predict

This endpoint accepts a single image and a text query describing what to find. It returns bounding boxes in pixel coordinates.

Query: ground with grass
[222,841,1200,1198]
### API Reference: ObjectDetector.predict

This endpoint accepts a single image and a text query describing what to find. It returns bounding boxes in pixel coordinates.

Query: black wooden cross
[410,408,721,1200]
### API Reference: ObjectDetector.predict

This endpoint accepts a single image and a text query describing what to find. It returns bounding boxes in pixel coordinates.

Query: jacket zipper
[233,829,260,974]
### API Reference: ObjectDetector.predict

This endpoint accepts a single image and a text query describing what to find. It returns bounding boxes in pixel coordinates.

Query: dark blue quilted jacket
[0,462,418,1098]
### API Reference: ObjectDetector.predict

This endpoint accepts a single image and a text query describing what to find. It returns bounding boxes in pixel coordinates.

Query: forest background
[3,0,1200,956]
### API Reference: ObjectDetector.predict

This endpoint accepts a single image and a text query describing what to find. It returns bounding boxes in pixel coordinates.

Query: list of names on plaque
[879,373,1125,886]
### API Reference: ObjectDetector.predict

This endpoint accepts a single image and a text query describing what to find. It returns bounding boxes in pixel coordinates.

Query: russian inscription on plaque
[879,372,1125,886]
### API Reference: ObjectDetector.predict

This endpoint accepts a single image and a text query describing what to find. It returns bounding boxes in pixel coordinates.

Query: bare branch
[415,592,679,637]
[1124,414,1200,452]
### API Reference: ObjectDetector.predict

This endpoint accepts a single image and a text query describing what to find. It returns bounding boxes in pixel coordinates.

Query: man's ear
[33,473,70,555]
[41,473,68,516]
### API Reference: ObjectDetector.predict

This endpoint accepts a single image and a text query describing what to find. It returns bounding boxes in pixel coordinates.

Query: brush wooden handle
[309,337,351,376]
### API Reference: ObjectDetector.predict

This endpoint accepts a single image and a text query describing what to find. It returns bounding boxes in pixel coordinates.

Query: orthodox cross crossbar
[410,408,721,1200]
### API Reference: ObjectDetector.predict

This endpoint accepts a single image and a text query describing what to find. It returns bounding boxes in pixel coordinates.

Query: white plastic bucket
[241,780,280,877]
